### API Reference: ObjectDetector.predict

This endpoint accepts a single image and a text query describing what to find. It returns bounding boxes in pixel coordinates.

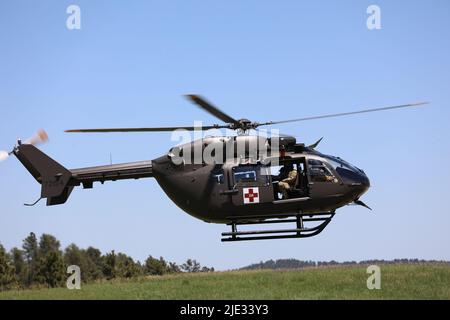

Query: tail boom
[13,144,153,206]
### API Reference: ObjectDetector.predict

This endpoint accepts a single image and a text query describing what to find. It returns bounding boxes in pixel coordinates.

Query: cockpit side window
[308,159,337,183]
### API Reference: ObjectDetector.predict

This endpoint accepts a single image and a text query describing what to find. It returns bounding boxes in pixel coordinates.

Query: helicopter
[1,95,427,241]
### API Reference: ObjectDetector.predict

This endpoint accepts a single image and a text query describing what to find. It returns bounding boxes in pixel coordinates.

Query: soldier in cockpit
[277,164,298,199]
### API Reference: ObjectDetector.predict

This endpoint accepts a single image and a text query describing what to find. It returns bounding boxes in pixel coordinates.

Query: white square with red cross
[243,187,260,204]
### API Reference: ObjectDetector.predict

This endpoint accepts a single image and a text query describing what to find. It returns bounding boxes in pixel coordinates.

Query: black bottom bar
[221,212,335,242]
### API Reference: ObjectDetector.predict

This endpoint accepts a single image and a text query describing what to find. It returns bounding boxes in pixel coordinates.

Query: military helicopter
[1,95,427,241]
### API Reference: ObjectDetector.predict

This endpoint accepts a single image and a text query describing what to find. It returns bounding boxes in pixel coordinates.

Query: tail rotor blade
[0,151,9,162]
[1,130,49,163]
[24,129,49,146]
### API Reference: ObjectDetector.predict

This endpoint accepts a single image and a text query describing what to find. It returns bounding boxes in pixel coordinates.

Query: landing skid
[221,212,335,242]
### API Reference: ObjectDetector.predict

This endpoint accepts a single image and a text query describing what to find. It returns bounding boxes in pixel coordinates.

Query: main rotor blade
[65,125,230,133]
[257,102,429,127]
[185,94,239,125]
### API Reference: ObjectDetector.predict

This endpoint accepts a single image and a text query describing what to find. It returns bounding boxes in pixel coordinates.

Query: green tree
[22,232,39,285]
[84,246,104,280]
[103,250,116,279]
[201,266,214,272]
[0,244,15,290]
[116,253,141,278]
[145,255,168,275]
[39,234,61,257]
[64,243,83,265]
[10,247,27,285]
[181,259,201,273]
[36,251,65,287]
[168,261,181,274]
[35,234,65,287]
[64,244,88,281]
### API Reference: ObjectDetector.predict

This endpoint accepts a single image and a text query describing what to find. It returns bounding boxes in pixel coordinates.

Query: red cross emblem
[243,187,259,204]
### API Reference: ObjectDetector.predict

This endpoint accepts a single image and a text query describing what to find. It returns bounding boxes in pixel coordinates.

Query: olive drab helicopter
[1,95,427,241]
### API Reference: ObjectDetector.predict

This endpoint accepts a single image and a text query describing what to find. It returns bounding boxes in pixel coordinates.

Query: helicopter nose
[361,173,370,188]
[345,170,370,199]
[355,172,370,197]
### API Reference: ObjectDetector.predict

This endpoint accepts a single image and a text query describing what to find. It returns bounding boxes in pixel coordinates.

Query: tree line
[241,258,450,270]
[0,232,213,291]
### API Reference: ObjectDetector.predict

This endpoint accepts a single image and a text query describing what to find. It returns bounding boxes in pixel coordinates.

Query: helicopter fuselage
[152,135,370,223]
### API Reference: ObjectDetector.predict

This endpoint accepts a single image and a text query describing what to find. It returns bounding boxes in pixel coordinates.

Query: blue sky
[0,1,449,270]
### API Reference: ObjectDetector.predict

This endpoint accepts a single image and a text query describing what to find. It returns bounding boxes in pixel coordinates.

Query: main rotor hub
[239,118,252,129]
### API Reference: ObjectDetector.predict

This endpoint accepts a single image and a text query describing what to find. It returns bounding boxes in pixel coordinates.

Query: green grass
[1,264,449,300]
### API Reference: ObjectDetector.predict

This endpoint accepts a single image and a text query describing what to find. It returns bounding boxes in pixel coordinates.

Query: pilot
[278,164,298,199]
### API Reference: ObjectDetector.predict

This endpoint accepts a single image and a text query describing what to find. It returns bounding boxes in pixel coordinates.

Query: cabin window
[308,159,337,183]
[233,165,269,184]
[234,169,256,183]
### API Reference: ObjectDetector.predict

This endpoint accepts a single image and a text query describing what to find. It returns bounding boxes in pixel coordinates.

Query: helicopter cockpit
[267,154,369,201]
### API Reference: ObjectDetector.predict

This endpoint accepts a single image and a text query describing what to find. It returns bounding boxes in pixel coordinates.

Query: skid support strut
[221,212,335,242]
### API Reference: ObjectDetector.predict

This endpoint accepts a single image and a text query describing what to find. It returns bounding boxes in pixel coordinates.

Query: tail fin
[13,144,74,205]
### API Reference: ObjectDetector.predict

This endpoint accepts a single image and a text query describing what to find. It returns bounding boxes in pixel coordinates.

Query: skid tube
[221,212,335,242]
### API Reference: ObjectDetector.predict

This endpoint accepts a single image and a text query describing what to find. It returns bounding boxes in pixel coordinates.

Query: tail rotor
[0,129,49,163]
[24,129,49,146]
[0,150,10,162]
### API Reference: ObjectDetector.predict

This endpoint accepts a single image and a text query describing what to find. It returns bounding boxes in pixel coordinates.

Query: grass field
[1,264,449,300]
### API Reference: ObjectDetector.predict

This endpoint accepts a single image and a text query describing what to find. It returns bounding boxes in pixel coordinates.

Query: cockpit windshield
[323,155,361,173]
[322,155,365,184]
